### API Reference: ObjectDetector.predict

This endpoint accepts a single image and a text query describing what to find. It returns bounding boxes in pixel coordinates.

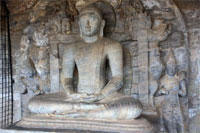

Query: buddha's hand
[68,93,88,100]
[65,92,104,103]
[79,94,104,103]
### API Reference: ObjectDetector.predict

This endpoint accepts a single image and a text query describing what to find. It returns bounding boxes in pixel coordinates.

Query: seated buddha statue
[28,5,143,120]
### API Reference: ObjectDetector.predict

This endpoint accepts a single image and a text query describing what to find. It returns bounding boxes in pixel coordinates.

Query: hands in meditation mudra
[28,5,143,120]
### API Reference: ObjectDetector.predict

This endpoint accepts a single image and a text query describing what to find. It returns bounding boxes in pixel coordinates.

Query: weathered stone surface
[141,0,161,9]
[46,18,62,35]
[33,27,49,47]
[188,28,200,48]
[49,34,81,44]
[5,0,200,132]
[13,92,22,123]
[61,18,71,35]
[188,48,200,133]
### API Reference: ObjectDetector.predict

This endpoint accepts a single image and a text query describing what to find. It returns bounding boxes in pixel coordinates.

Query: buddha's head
[79,5,105,39]
[166,49,177,76]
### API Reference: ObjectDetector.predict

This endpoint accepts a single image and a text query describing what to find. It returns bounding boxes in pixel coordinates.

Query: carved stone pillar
[50,44,60,93]
[137,13,150,105]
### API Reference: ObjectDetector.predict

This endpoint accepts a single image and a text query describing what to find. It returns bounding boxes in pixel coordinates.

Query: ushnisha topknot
[79,5,103,20]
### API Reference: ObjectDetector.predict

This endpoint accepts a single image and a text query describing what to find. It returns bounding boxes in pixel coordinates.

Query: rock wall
[175,1,200,132]
[5,0,200,132]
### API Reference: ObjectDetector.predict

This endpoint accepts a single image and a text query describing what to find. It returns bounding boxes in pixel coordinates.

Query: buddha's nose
[86,20,91,29]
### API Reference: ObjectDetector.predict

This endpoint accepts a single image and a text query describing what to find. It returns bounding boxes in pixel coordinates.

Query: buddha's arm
[100,42,123,99]
[62,45,75,95]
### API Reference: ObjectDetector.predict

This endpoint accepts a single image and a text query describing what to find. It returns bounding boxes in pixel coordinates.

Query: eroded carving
[155,49,186,133]
[30,24,50,94]
[148,18,171,107]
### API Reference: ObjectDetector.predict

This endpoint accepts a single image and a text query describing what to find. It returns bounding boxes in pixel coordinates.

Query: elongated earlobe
[100,20,105,38]
[79,21,83,39]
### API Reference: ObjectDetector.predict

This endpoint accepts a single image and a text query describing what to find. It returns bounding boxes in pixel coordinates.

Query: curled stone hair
[79,5,103,20]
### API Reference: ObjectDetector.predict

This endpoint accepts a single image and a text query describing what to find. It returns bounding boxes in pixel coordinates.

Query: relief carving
[155,49,186,133]
[13,0,190,132]
[148,18,171,107]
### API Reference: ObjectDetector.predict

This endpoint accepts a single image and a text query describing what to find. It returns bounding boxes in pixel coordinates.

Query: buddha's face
[79,13,101,37]
[166,65,176,76]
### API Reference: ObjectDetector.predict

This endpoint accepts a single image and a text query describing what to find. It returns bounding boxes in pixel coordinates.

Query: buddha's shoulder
[103,38,122,48]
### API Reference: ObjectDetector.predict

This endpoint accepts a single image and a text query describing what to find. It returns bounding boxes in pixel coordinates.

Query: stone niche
[10,0,191,132]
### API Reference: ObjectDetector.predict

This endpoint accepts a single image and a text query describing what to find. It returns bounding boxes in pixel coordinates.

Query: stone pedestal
[16,114,154,133]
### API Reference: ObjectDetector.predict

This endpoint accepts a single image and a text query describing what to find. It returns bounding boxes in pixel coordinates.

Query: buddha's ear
[100,19,105,38]
[79,21,83,39]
